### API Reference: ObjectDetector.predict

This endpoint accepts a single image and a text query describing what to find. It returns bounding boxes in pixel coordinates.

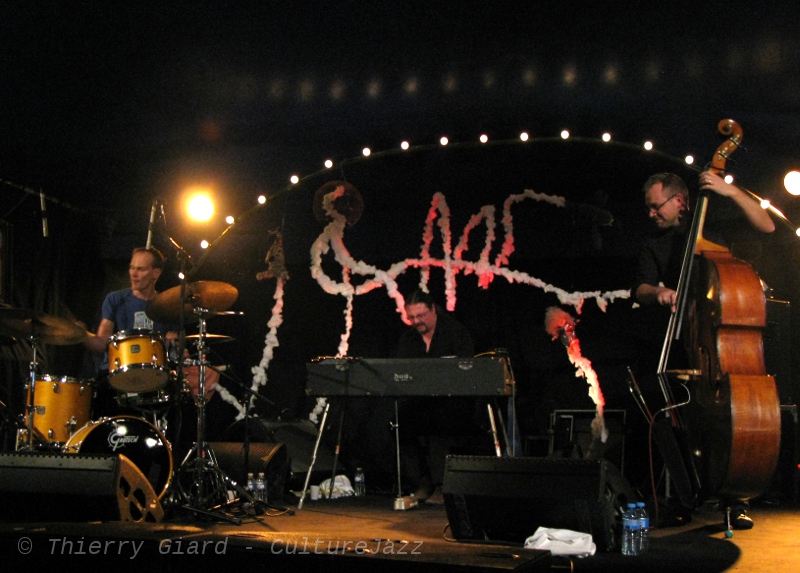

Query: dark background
[1,2,799,488]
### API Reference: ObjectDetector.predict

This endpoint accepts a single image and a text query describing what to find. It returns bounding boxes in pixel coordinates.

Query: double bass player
[633,169,775,529]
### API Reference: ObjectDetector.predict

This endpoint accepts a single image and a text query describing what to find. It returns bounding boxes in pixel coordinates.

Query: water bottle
[636,501,649,554]
[621,503,639,556]
[255,472,267,502]
[354,467,365,497]
[246,472,255,505]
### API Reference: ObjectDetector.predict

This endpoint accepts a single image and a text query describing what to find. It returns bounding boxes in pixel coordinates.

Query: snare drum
[24,375,92,444]
[107,329,169,393]
[65,416,173,500]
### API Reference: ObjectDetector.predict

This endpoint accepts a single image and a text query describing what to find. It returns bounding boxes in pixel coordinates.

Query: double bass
[657,119,780,501]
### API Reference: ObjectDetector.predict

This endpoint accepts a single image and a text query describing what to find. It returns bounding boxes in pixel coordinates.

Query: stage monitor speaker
[223,418,337,485]
[209,441,289,501]
[0,452,162,523]
[443,456,635,552]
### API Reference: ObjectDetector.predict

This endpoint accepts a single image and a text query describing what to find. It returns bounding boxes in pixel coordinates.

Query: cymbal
[186,334,234,344]
[0,310,87,345]
[147,281,238,323]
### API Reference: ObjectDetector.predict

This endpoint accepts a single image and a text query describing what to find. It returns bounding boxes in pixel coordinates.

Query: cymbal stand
[176,307,258,516]
[20,334,42,451]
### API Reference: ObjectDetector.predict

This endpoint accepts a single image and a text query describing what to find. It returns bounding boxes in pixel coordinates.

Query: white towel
[317,475,354,499]
[524,527,596,557]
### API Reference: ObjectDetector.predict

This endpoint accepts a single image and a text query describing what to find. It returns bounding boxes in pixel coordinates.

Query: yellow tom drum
[107,329,169,393]
[25,375,93,445]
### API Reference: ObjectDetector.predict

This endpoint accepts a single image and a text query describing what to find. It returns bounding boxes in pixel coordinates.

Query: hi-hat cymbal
[186,334,234,344]
[0,308,87,345]
[146,281,238,323]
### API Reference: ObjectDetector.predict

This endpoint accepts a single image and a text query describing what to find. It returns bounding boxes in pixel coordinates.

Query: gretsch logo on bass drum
[107,429,140,451]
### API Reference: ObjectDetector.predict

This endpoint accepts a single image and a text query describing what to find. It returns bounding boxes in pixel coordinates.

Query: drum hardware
[146,241,256,516]
[173,304,256,516]
[0,306,88,452]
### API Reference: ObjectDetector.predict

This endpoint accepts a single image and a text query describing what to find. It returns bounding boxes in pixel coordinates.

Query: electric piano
[306,357,511,397]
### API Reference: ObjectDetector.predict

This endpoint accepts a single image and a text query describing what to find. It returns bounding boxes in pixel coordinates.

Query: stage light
[400,141,410,150]
[602,133,612,142]
[362,147,371,156]
[560,130,570,140]
[760,199,771,209]
[225,215,235,225]
[685,155,695,164]
[643,141,654,151]
[440,136,449,146]
[290,175,300,184]
[200,239,209,249]
[480,134,489,143]
[724,174,734,184]
[186,192,214,222]
[520,132,529,141]
[324,159,333,168]
[784,170,800,196]
[258,195,267,205]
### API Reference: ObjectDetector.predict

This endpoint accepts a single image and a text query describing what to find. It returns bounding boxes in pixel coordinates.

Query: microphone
[558,323,577,348]
[145,199,158,250]
[39,191,49,238]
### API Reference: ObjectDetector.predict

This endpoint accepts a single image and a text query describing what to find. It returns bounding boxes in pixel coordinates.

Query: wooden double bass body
[662,119,781,501]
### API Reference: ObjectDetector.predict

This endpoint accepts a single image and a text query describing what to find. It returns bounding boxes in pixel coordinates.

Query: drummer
[82,247,179,412]
[83,247,178,356]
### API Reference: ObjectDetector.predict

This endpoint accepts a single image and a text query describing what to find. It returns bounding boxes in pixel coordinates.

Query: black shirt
[632,194,753,300]
[395,306,475,358]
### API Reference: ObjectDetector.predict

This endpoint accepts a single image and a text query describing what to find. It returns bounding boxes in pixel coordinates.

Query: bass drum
[65,416,173,500]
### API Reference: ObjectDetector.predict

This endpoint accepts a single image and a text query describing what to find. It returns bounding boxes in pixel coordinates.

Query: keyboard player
[394,289,475,502]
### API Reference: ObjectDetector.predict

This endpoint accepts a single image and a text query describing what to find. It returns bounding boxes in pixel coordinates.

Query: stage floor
[1,492,798,572]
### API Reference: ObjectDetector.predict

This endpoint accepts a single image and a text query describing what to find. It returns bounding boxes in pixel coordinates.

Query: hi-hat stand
[174,307,258,518]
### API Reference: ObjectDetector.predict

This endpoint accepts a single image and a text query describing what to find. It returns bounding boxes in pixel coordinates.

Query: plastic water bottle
[636,501,649,554]
[621,503,639,556]
[255,472,267,503]
[246,472,255,505]
[354,467,365,497]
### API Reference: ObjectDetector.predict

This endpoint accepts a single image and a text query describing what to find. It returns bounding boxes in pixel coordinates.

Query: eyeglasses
[407,309,431,322]
[646,194,678,214]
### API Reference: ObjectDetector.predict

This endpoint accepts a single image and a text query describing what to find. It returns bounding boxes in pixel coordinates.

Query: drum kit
[0,280,250,514]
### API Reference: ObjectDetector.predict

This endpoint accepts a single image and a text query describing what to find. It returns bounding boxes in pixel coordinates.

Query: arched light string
[188,132,796,423]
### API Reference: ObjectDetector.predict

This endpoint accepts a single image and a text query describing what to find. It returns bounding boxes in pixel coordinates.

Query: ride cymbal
[146,281,238,323]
